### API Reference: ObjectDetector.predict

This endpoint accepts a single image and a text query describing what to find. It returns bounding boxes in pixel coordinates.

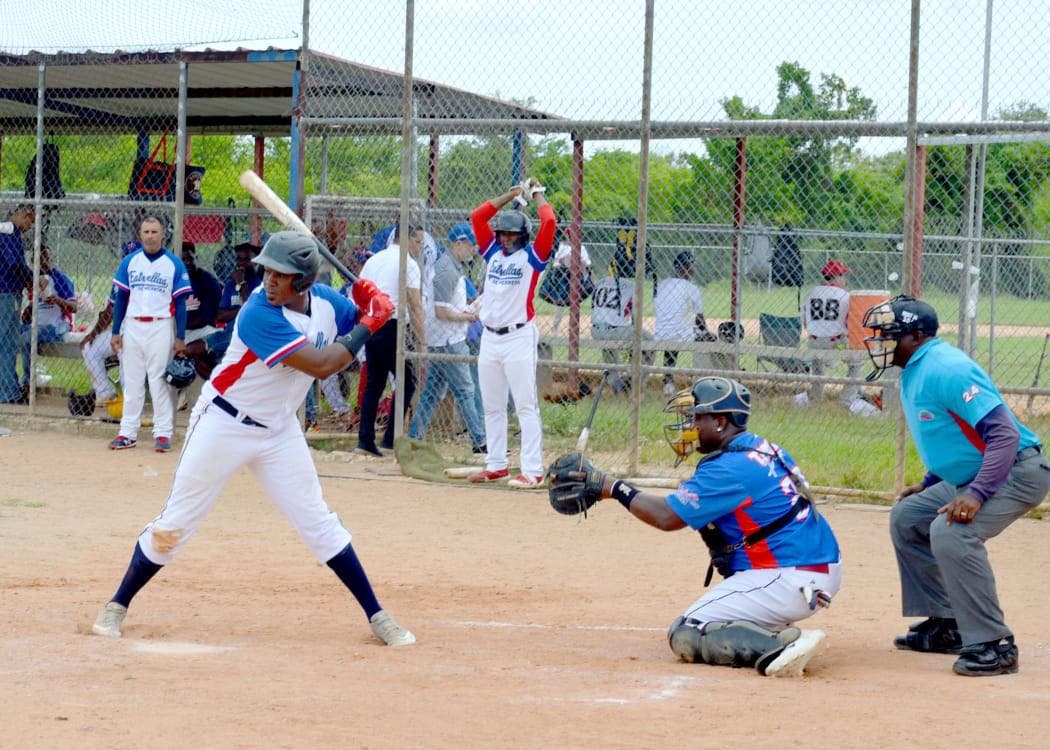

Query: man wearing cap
[801,259,864,406]
[654,250,709,396]
[408,224,486,452]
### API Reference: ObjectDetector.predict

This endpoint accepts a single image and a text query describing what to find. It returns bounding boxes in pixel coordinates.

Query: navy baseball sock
[326,543,381,619]
[112,542,163,608]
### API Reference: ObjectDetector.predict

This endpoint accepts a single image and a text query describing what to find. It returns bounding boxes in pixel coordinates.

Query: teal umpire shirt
[900,338,1041,487]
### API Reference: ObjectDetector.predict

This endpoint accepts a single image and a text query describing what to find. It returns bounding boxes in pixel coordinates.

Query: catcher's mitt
[546,452,607,516]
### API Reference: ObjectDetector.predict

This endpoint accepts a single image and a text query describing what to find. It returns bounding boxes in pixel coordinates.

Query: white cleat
[369,610,416,646]
[92,602,128,638]
[507,474,544,489]
[764,629,826,677]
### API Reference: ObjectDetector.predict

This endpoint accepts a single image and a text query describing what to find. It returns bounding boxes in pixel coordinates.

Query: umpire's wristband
[610,479,640,511]
[335,324,371,357]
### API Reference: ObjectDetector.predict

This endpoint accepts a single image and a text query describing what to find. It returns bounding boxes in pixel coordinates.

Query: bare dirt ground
[2,428,1049,750]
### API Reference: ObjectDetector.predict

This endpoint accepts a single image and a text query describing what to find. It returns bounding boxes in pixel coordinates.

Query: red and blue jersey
[666,433,840,572]
[201,284,358,426]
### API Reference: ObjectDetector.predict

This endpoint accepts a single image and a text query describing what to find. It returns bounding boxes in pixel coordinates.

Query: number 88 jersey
[802,284,850,340]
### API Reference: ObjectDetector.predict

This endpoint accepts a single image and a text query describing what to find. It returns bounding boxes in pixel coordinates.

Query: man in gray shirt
[409,224,486,452]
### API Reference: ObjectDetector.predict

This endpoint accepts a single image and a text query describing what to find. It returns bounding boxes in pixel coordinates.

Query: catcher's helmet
[662,377,751,465]
[862,295,939,379]
[164,355,197,389]
[67,389,96,417]
[254,231,320,292]
[492,210,530,251]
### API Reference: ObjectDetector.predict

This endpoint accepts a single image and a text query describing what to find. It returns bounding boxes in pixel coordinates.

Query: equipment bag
[539,265,595,307]
[128,133,205,204]
[24,142,65,200]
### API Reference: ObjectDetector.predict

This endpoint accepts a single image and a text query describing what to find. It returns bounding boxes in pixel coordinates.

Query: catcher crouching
[547,376,842,677]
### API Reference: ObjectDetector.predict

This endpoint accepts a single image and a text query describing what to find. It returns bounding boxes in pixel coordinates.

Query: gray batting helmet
[254,231,321,292]
[493,210,531,250]
[164,355,197,389]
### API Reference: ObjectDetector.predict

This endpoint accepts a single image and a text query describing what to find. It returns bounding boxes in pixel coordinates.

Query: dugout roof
[0,47,560,136]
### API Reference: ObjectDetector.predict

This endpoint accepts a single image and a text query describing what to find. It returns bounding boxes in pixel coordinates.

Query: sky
[7,0,1050,156]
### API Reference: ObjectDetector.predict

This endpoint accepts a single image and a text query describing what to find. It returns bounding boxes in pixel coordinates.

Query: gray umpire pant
[889,447,1050,646]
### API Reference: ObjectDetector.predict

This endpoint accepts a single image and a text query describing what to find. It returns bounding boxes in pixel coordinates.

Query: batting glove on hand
[525,178,546,199]
[351,279,395,334]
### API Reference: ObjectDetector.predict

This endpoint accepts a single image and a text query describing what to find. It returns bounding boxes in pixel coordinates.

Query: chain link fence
[3,0,1048,497]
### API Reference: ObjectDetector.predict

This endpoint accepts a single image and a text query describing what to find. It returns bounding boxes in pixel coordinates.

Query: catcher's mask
[493,210,530,252]
[254,230,321,293]
[862,295,939,380]
[663,376,751,466]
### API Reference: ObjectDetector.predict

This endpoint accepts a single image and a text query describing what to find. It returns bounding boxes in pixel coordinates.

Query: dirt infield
[2,429,1049,749]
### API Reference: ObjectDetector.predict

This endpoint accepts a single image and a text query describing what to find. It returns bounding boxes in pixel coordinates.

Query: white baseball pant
[477,322,543,477]
[137,400,352,566]
[682,563,843,630]
[119,317,175,440]
[82,330,117,400]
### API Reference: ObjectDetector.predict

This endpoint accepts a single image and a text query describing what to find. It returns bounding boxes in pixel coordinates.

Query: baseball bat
[575,369,610,454]
[1026,332,1050,415]
[238,170,358,283]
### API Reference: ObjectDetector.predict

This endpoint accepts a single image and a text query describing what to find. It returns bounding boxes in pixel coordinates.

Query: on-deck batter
[468,179,556,488]
[91,232,415,647]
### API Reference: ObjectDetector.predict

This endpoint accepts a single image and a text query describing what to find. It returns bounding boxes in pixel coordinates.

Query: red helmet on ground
[821,259,851,279]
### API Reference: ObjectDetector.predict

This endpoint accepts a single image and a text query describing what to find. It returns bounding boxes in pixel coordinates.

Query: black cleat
[953,637,1019,676]
[894,617,963,654]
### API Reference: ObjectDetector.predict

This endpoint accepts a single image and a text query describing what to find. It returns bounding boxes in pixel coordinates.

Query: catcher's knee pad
[670,619,801,672]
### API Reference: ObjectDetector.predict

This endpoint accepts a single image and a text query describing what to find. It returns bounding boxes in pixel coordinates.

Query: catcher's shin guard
[668,617,801,673]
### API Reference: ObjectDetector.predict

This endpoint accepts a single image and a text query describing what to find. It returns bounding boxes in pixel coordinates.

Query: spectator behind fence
[800,259,864,407]
[591,266,654,396]
[356,224,425,457]
[0,205,35,403]
[80,287,119,404]
[654,250,709,396]
[408,223,486,452]
[19,245,76,392]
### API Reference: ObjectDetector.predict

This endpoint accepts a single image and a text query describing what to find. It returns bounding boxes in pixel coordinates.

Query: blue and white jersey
[202,284,358,426]
[113,248,192,318]
[901,338,1041,486]
[666,433,840,572]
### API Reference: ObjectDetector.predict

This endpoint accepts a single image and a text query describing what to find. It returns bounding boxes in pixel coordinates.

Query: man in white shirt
[591,269,654,395]
[356,224,426,456]
[654,251,708,396]
[801,259,863,405]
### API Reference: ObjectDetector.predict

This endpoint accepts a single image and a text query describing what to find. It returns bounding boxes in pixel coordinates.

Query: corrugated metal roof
[0,47,560,136]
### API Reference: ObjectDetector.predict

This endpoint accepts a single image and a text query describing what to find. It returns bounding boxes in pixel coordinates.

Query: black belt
[1016,445,1042,464]
[211,395,267,428]
[485,323,526,335]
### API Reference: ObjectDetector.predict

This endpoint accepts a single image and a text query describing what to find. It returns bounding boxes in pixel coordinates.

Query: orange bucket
[847,290,890,350]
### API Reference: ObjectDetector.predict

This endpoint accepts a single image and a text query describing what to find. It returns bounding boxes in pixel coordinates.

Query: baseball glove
[547,452,607,516]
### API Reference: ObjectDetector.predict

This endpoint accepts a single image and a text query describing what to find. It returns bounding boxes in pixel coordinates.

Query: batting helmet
[67,389,96,417]
[492,210,530,251]
[254,231,321,292]
[861,295,939,379]
[164,355,197,389]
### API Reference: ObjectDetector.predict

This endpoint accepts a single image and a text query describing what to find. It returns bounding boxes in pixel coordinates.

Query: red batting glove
[352,280,394,334]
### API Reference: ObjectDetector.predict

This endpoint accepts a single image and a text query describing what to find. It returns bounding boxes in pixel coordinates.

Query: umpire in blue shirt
[863,295,1049,677]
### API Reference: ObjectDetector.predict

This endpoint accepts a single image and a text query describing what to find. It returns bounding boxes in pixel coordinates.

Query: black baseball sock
[112,542,163,607]
[326,543,381,619]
